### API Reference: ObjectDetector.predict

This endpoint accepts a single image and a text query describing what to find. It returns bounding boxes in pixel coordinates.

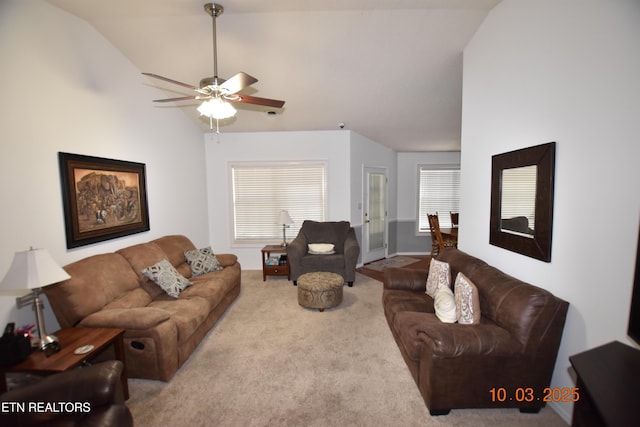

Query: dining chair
[428,213,457,257]
[450,211,459,227]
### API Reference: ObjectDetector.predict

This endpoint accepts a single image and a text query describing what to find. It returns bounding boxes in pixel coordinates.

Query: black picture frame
[59,152,150,248]
[490,142,556,262]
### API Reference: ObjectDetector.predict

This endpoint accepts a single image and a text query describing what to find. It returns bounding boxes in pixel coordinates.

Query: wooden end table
[0,327,129,399]
[261,245,290,281]
[569,341,640,427]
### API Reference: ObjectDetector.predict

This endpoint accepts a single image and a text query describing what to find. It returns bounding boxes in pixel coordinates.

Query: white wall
[204,130,353,270]
[205,130,399,270]
[0,1,209,330]
[349,132,397,261]
[349,132,397,229]
[397,152,461,222]
[461,0,640,421]
[395,152,461,254]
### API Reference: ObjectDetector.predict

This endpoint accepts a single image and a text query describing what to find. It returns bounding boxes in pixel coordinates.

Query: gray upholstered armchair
[287,220,360,286]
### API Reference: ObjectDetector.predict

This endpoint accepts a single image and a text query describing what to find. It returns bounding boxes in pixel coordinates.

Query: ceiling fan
[142,3,285,132]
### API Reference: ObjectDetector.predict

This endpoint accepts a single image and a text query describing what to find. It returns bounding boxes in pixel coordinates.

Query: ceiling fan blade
[220,72,258,94]
[229,94,285,109]
[152,95,200,103]
[226,93,284,108]
[142,73,197,90]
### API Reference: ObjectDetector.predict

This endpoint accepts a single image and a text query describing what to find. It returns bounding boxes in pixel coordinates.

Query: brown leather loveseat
[383,248,568,415]
[44,235,241,381]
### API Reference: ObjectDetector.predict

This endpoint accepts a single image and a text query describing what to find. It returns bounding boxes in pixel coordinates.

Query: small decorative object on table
[0,323,32,367]
[265,256,280,266]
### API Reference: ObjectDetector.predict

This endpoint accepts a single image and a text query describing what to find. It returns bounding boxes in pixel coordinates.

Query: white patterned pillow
[454,272,481,325]
[434,286,457,323]
[308,243,335,255]
[184,246,223,277]
[141,259,192,298]
[425,258,451,297]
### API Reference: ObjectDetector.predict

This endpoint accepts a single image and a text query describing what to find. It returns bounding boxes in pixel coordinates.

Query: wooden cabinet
[569,341,640,427]
[261,245,290,281]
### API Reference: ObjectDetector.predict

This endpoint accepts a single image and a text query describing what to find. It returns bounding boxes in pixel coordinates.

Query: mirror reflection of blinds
[231,163,326,243]
[500,165,537,231]
[418,166,460,232]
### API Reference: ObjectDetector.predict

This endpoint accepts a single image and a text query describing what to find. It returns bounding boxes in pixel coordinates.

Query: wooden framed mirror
[490,142,556,262]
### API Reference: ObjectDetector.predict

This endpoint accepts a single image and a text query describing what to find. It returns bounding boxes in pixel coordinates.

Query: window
[417,165,460,232]
[230,162,326,244]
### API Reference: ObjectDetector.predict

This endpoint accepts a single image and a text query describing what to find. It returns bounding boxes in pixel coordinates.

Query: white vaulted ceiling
[45,0,500,152]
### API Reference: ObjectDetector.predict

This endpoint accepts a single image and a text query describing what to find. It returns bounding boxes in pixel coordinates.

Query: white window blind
[417,166,460,232]
[231,162,326,243]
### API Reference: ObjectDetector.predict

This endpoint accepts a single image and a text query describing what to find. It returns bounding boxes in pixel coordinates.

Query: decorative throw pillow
[184,246,222,277]
[308,243,335,255]
[454,272,481,325]
[434,286,457,323]
[425,258,451,297]
[141,259,192,298]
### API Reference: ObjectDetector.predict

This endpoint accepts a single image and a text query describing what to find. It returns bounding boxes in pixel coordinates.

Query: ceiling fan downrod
[204,3,224,88]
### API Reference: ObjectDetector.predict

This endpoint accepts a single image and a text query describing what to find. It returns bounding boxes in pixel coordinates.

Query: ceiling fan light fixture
[197,97,236,119]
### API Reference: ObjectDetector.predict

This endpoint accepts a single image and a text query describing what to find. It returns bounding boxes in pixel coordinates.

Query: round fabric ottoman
[297,272,344,312]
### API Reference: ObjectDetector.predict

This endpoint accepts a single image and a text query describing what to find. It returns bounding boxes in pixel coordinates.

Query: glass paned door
[364,167,387,263]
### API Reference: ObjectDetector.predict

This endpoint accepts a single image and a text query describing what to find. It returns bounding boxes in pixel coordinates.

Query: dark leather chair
[0,360,133,427]
[287,220,360,286]
[501,216,534,235]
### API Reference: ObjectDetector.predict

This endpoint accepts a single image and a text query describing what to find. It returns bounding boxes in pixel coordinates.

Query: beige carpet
[126,271,567,427]
[364,256,421,271]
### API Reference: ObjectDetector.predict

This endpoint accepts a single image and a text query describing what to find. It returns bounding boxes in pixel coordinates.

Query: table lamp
[278,210,294,247]
[0,247,70,350]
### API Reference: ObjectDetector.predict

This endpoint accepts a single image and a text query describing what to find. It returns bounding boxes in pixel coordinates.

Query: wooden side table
[569,341,640,427]
[0,327,129,399]
[261,245,290,281]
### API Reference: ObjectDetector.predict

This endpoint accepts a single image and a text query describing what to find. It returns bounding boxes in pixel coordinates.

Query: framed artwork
[59,152,150,248]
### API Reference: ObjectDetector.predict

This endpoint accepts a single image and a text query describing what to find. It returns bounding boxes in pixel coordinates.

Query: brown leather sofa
[0,360,132,427]
[287,220,360,286]
[44,235,241,381]
[383,248,568,415]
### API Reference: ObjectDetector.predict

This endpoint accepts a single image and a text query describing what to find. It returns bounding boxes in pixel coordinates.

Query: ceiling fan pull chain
[207,115,221,134]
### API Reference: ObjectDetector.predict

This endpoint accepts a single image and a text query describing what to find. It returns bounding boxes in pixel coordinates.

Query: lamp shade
[277,210,294,225]
[197,98,237,119]
[0,248,70,291]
